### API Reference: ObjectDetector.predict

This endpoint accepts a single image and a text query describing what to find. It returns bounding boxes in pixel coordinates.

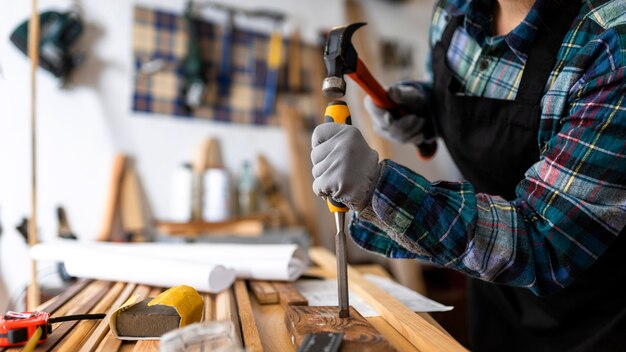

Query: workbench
[2,248,464,352]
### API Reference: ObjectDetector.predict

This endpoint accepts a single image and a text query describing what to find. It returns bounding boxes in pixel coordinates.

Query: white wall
[0,0,458,310]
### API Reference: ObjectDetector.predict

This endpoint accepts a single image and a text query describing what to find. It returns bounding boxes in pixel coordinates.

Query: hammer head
[322,22,366,98]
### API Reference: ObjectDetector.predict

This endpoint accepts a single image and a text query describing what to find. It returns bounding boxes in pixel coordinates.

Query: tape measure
[0,311,105,348]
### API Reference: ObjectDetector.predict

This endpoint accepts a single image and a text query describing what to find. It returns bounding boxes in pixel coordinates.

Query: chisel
[322,101,352,318]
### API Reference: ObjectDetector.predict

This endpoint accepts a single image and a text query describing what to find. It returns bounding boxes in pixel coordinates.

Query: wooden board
[78,283,137,352]
[271,282,308,308]
[248,281,278,305]
[279,105,319,244]
[156,218,264,237]
[309,247,466,352]
[7,262,454,351]
[285,306,394,352]
[98,154,128,241]
[234,280,263,352]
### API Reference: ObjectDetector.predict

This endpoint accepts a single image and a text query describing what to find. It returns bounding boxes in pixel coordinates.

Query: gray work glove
[311,124,380,211]
[364,83,428,145]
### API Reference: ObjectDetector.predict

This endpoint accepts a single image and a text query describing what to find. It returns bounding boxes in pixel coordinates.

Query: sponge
[116,298,180,337]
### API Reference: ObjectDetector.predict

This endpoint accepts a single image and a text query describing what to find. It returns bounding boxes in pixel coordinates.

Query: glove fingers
[311,123,348,148]
[388,84,425,112]
[364,96,392,127]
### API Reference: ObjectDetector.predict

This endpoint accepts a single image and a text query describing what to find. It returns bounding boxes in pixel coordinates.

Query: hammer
[322,22,437,158]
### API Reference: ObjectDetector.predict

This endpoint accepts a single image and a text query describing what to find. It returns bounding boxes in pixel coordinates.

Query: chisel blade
[334,212,350,318]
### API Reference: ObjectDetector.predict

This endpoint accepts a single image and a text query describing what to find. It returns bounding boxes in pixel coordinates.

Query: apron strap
[440,15,464,49]
[516,3,580,105]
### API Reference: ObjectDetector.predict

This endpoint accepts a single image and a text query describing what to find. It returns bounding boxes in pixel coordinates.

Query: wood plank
[203,293,215,321]
[120,163,147,242]
[250,293,295,352]
[34,281,112,351]
[306,263,449,336]
[215,288,243,347]
[271,282,308,308]
[156,218,264,237]
[131,340,159,352]
[248,281,278,305]
[279,104,319,243]
[368,317,418,352]
[54,282,126,352]
[285,306,394,352]
[309,247,466,352]
[78,283,137,352]
[234,280,263,352]
[353,265,392,279]
[27,0,41,312]
[38,279,91,314]
[98,154,128,241]
[95,330,121,352]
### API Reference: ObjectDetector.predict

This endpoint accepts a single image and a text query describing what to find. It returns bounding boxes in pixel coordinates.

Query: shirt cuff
[348,160,435,260]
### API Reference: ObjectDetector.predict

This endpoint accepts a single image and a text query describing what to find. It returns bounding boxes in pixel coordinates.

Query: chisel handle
[323,101,351,213]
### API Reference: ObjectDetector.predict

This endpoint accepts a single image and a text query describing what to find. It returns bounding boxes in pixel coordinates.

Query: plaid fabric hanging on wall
[132,6,322,126]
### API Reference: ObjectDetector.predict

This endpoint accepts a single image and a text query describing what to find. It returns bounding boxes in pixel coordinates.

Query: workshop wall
[0,0,457,310]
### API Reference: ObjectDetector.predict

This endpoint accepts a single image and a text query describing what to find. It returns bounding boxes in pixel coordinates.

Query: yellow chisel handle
[323,101,352,213]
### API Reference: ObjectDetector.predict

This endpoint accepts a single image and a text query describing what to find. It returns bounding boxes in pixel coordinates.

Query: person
[310,0,626,350]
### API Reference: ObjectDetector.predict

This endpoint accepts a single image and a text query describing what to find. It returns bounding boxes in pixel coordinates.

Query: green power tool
[180,1,207,109]
[10,9,84,80]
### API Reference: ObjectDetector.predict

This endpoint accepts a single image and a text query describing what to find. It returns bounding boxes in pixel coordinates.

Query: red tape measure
[0,311,105,347]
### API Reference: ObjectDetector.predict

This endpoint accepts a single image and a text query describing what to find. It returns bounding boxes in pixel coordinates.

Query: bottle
[237,161,258,217]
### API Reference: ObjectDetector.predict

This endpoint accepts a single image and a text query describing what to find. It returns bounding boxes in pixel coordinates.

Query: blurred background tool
[56,206,76,283]
[181,0,207,109]
[217,9,234,100]
[321,101,352,319]
[10,8,84,82]
[56,207,76,240]
[322,22,437,159]
[262,15,285,117]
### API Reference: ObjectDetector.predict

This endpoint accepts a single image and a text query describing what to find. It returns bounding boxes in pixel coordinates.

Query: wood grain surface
[310,247,466,352]
[271,282,308,308]
[248,281,278,305]
[285,306,394,352]
[1,261,456,352]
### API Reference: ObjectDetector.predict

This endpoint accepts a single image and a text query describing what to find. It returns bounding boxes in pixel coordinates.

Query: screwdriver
[322,100,351,319]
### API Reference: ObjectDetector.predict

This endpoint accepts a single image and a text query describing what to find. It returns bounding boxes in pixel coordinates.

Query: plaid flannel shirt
[351,0,626,295]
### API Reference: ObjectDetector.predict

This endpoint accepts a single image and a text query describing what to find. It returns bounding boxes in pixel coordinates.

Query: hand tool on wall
[322,101,352,318]
[262,16,285,117]
[0,311,105,348]
[10,9,84,82]
[181,1,207,109]
[322,22,437,159]
[217,9,234,100]
[57,206,77,282]
[57,207,77,240]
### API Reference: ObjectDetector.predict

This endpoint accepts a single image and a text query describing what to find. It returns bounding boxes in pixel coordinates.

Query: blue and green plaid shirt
[351,0,626,295]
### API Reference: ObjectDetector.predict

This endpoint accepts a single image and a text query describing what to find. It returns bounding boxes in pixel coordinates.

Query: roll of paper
[31,241,308,283]
[64,249,235,293]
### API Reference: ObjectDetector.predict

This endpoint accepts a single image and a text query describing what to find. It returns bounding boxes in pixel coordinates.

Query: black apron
[431,5,626,351]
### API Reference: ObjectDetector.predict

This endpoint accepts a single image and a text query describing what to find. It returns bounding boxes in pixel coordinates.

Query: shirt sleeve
[351,63,626,296]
